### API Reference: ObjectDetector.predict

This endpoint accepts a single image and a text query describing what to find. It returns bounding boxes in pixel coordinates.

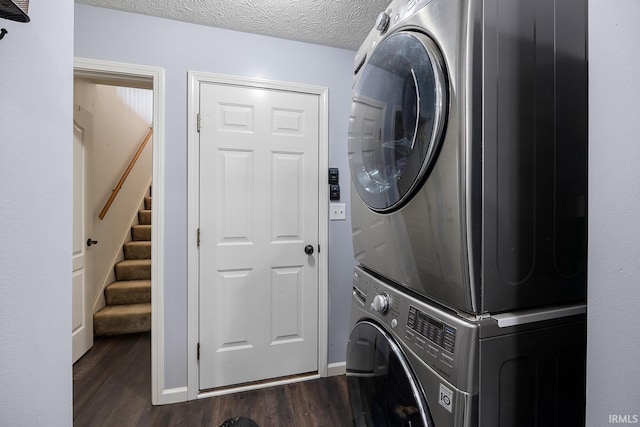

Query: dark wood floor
[73,333,353,427]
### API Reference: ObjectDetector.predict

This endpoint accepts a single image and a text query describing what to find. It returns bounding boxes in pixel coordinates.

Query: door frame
[187,71,329,400]
[73,57,167,405]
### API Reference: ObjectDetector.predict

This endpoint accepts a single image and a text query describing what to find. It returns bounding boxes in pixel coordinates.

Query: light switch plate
[330,203,346,220]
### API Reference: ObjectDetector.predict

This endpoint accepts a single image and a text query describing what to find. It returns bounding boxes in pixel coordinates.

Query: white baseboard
[166,364,346,405]
[327,361,346,376]
[198,374,321,399]
[161,387,189,405]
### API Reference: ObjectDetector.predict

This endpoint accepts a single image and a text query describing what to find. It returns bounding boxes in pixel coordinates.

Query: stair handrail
[98,127,153,221]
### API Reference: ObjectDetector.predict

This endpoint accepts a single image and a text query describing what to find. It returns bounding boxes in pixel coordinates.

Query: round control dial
[370,292,391,314]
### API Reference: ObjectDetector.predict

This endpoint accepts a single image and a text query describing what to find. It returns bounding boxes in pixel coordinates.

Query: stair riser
[132,225,151,241]
[144,196,152,210]
[94,311,151,336]
[138,210,151,225]
[124,242,151,260]
[105,287,151,305]
[115,263,151,281]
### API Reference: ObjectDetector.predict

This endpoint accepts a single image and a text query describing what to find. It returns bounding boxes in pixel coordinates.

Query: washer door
[349,31,448,213]
[346,321,433,426]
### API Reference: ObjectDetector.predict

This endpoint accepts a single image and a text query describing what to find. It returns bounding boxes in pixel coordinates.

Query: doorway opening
[72,58,166,405]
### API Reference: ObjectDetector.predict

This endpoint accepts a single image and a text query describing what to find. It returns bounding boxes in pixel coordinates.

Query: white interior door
[72,107,94,363]
[198,82,319,390]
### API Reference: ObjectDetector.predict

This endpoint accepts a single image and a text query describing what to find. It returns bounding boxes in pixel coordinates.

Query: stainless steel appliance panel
[350,0,473,312]
[479,0,588,313]
[347,267,587,427]
[349,0,587,314]
[348,267,479,426]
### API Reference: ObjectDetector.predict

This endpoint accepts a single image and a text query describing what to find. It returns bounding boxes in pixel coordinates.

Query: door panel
[72,112,93,363]
[349,31,448,212]
[199,83,319,390]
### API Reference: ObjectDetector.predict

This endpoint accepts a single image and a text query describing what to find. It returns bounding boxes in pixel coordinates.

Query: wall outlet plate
[330,203,346,220]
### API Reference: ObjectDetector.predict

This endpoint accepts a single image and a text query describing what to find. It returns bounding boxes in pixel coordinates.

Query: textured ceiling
[75,0,390,50]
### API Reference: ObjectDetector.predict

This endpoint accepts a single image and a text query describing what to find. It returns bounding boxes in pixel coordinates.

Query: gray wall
[0,1,74,425]
[587,1,640,425]
[74,4,356,390]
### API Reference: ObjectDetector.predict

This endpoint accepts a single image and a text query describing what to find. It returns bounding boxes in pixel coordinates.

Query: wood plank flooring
[73,333,353,427]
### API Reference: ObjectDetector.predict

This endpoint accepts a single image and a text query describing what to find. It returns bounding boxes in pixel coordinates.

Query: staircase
[93,194,151,336]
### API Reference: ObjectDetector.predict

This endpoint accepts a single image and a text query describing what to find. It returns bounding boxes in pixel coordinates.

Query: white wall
[587,1,640,425]
[0,1,74,426]
[74,4,356,391]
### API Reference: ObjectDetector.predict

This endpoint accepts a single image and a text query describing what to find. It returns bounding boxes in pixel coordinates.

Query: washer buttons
[441,353,454,368]
[427,344,439,358]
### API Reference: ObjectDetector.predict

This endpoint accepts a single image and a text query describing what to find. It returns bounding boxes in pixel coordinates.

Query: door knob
[87,238,98,247]
[304,245,314,255]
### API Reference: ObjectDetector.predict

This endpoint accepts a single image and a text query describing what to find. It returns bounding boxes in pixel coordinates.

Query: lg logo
[438,383,453,413]
[609,414,640,424]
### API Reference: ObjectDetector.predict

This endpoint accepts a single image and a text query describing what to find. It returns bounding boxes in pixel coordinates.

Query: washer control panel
[351,266,479,391]
[407,305,456,354]
[376,0,436,35]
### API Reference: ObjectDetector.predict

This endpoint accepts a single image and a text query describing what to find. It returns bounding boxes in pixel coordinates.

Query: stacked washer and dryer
[345,0,588,426]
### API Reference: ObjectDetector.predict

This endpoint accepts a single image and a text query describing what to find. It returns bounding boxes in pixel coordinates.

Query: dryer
[346,267,587,427]
[348,0,588,314]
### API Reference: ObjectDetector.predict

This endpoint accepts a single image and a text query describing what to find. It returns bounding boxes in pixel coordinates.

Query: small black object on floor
[219,416,260,427]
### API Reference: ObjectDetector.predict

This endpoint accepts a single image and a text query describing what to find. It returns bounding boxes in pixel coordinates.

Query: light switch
[330,203,346,221]
[330,184,340,201]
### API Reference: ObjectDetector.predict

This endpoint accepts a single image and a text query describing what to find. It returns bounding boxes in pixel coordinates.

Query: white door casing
[198,82,320,390]
[187,72,329,398]
[73,58,167,404]
[72,106,94,363]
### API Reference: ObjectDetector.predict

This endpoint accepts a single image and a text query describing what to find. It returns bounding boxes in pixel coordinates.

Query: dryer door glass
[350,31,447,212]
[347,321,433,426]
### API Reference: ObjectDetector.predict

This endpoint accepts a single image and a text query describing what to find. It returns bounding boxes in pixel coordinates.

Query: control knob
[375,11,391,34]
[370,292,391,314]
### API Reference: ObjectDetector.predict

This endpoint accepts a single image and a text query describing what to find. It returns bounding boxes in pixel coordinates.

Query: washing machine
[348,0,588,314]
[346,266,587,427]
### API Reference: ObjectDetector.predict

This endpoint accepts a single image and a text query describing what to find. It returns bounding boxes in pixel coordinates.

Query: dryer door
[347,320,433,426]
[349,31,448,213]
